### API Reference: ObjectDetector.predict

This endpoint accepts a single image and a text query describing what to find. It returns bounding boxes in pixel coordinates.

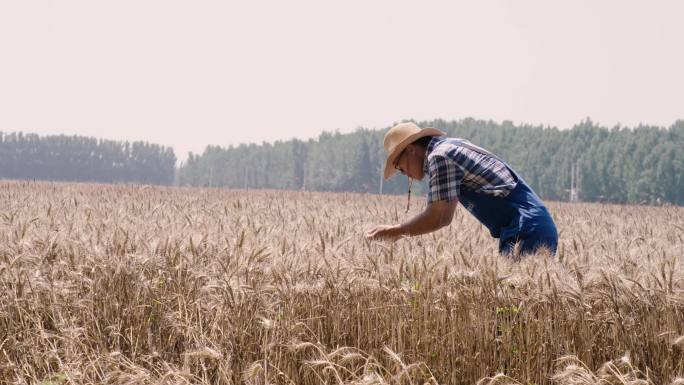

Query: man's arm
[366,199,458,240]
[396,199,458,236]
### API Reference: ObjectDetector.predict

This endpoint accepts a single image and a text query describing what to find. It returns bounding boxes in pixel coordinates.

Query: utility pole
[570,162,580,202]
[577,162,581,200]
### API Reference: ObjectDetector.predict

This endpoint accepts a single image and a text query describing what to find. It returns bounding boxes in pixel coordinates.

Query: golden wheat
[0,180,683,385]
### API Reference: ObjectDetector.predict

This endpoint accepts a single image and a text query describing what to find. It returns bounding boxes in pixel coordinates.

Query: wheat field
[1,181,683,385]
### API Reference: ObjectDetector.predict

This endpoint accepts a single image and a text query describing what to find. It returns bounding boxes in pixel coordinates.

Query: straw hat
[383,122,446,180]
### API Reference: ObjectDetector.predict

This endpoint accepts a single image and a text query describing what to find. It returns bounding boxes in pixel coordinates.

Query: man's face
[395,144,425,181]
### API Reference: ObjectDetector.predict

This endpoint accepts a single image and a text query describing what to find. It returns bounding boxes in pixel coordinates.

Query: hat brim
[383,128,446,180]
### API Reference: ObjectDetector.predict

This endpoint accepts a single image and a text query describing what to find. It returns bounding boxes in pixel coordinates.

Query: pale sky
[1,1,682,162]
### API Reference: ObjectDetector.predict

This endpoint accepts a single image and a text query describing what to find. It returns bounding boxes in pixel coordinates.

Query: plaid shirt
[424,136,517,204]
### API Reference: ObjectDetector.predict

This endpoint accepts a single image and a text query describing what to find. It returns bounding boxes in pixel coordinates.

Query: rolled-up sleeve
[427,154,463,204]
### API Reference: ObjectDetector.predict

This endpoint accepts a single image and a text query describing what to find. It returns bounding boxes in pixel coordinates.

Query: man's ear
[406,143,416,154]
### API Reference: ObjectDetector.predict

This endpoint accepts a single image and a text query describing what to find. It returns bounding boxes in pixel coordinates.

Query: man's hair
[412,135,435,149]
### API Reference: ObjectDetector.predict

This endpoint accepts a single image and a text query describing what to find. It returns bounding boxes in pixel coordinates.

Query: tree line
[177,118,684,205]
[3,119,683,205]
[0,132,176,185]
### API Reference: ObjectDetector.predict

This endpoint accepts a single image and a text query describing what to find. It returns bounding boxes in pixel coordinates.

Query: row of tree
[0,132,176,185]
[178,118,684,205]
[3,119,683,205]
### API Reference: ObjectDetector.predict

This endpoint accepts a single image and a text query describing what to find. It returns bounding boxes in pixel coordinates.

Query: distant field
[1,181,683,385]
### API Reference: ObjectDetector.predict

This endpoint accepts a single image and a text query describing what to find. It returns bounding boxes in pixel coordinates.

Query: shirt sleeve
[426,154,463,204]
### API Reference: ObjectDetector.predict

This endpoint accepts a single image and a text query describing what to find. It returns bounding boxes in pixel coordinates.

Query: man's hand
[365,224,402,241]
[365,199,458,242]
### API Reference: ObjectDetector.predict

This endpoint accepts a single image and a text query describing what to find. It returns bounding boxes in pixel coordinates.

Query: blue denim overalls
[450,140,558,256]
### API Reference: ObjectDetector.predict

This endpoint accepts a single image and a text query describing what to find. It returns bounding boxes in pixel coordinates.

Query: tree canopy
[0,132,176,185]
[178,118,684,205]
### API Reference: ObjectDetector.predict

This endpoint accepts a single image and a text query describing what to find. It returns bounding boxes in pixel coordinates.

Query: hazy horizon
[2,115,682,161]
[2,1,682,162]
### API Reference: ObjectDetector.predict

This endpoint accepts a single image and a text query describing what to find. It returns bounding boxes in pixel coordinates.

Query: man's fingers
[365,227,377,237]
[371,229,389,240]
[366,226,383,237]
[366,225,396,240]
